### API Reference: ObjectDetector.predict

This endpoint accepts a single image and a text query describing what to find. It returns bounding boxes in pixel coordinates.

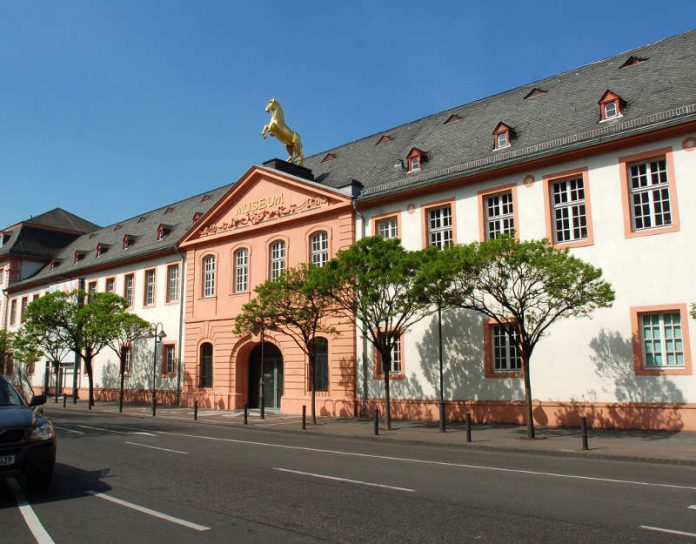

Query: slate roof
[23,208,100,234]
[301,29,696,200]
[11,184,232,289]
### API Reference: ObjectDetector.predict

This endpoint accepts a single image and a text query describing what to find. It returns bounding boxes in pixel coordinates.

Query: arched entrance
[248,342,283,410]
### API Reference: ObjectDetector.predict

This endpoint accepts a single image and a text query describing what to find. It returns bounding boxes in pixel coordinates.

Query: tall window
[121,346,132,375]
[640,312,684,368]
[376,216,398,239]
[234,248,248,293]
[551,177,588,243]
[20,297,28,322]
[628,157,672,231]
[163,345,176,375]
[311,338,329,392]
[427,206,453,249]
[124,274,134,308]
[166,264,179,303]
[377,332,403,375]
[485,192,515,239]
[491,324,522,372]
[10,299,17,325]
[310,232,329,267]
[144,269,156,306]
[203,255,216,297]
[270,241,286,280]
[199,343,213,387]
[105,278,115,293]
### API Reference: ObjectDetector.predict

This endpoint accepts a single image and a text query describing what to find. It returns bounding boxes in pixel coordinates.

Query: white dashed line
[125,441,187,455]
[7,478,56,544]
[640,525,696,538]
[54,426,85,435]
[274,467,415,492]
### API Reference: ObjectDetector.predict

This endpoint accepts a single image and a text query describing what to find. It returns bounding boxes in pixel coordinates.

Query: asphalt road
[1,409,695,543]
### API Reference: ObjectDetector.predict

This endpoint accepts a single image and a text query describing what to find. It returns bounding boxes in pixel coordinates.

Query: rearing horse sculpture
[262,98,304,166]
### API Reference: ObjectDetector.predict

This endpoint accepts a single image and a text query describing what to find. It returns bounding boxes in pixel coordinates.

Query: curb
[48,405,696,467]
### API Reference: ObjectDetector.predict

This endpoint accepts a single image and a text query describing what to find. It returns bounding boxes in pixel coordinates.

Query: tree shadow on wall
[391,309,523,423]
[555,329,684,433]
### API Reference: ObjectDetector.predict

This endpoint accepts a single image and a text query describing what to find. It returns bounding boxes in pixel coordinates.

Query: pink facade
[179,166,356,415]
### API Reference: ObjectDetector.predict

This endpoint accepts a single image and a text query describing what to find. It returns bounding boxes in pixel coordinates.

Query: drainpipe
[175,247,186,407]
[352,200,369,418]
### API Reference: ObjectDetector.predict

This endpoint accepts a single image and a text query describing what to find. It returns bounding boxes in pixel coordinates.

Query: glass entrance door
[248,343,283,409]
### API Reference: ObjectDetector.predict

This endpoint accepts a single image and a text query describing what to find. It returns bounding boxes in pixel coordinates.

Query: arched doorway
[248,342,283,410]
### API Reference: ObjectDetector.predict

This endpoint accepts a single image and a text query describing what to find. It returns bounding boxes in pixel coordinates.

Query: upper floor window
[87,282,97,301]
[628,157,672,231]
[493,122,513,150]
[202,255,216,297]
[427,205,453,249]
[9,299,17,326]
[599,90,623,121]
[144,269,156,306]
[376,216,399,239]
[166,264,179,303]
[484,191,515,240]
[270,241,286,280]
[20,297,28,322]
[550,176,588,244]
[310,232,328,267]
[0,269,4,285]
[124,274,134,308]
[406,148,425,173]
[157,224,172,241]
[105,277,115,293]
[234,248,248,293]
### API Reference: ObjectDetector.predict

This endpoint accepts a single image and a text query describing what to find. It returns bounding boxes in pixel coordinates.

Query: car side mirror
[30,395,47,406]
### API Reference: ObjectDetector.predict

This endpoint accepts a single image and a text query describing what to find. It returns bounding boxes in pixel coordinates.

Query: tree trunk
[383,348,392,430]
[119,356,125,413]
[86,352,94,409]
[522,353,535,439]
[309,353,317,425]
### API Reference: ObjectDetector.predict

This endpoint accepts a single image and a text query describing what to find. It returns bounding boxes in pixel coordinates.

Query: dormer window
[193,212,202,223]
[200,194,211,203]
[164,207,174,215]
[321,152,337,163]
[376,134,393,145]
[444,113,462,124]
[49,259,61,271]
[137,216,146,223]
[122,234,136,250]
[96,243,110,258]
[493,122,514,150]
[598,90,624,121]
[406,148,425,173]
[73,251,86,264]
[157,224,172,241]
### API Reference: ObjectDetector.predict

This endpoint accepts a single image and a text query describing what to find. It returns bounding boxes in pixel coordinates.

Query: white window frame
[409,156,421,172]
[551,176,588,243]
[202,255,216,298]
[427,206,453,249]
[492,324,522,372]
[310,232,329,267]
[144,269,155,306]
[378,332,402,375]
[640,312,685,369]
[628,157,672,231]
[234,248,248,293]
[122,346,132,374]
[603,101,618,119]
[164,345,176,375]
[496,131,509,149]
[270,241,286,280]
[485,192,515,240]
[376,217,398,239]
[166,265,179,303]
[124,274,134,308]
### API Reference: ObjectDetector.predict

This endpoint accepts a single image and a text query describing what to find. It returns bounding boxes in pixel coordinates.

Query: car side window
[0,378,24,406]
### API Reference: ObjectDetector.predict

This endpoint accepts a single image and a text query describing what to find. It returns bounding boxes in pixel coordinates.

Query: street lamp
[149,323,166,416]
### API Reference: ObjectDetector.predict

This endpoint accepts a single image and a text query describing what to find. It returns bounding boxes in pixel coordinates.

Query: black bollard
[152,397,157,417]
[580,416,589,450]
[302,405,306,430]
[62,394,67,408]
[466,412,472,443]
[194,400,198,421]
[260,396,265,420]
[374,409,379,436]
[439,401,447,433]
[243,403,248,425]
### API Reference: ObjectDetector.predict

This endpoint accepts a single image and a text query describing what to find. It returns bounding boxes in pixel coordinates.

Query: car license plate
[0,455,15,466]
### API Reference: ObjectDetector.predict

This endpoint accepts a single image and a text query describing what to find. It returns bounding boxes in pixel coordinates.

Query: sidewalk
[47,400,696,466]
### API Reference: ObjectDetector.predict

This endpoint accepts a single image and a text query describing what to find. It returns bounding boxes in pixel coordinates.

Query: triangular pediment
[179,165,352,247]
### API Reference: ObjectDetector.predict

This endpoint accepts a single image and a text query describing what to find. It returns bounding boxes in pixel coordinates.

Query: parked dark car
[0,375,56,489]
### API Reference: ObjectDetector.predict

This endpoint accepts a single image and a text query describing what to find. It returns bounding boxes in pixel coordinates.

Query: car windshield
[0,377,25,406]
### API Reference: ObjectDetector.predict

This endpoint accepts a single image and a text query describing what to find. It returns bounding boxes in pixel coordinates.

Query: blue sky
[1,1,694,227]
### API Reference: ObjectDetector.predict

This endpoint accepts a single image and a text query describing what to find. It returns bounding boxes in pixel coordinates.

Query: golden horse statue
[262,98,304,166]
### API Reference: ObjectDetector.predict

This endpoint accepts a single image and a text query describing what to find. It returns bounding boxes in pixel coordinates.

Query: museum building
[3,29,696,430]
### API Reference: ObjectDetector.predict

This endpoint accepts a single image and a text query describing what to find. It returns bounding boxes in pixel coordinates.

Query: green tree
[0,329,13,376]
[105,312,151,412]
[444,236,615,439]
[235,264,338,424]
[24,290,128,408]
[10,327,42,382]
[690,303,696,320]
[322,236,430,430]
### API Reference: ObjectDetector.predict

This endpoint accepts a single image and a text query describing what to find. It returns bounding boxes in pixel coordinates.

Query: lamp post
[149,323,166,416]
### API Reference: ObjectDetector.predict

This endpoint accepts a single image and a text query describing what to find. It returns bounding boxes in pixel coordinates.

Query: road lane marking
[151,430,696,492]
[274,467,415,492]
[689,505,696,510]
[125,441,187,455]
[640,525,696,538]
[7,478,56,544]
[77,424,128,434]
[54,426,85,435]
[131,431,157,437]
[89,492,209,531]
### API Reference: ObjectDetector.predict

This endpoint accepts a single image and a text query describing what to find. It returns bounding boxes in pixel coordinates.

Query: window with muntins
[641,312,684,368]
[603,101,618,119]
[310,232,328,267]
[427,206,453,249]
[377,333,402,375]
[376,217,398,239]
[105,278,115,293]
[20,297,28,322]
[199,343,213,387]
[492,324,522,372]
[203,256,216,297]
[485,192,515,239]
[234,248,248,293]
[144,269,155,306]
[312,338,329,392]
[124,274,134,308]
[628,158,672,231]
[121,346,132,374]
[166,265,179,303]
[270,241,286,279]
[551,177,588,243]
[9,300,16,325]
[163,345,176,375]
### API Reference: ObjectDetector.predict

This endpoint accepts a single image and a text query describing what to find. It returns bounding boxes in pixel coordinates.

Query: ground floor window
[199,343,213,387]
[311,338,329,392]
[640,312,684,368]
